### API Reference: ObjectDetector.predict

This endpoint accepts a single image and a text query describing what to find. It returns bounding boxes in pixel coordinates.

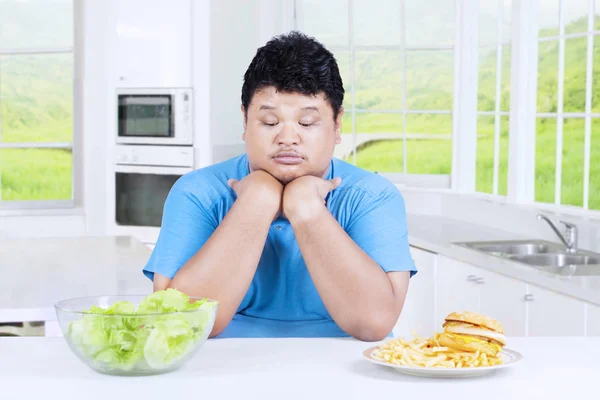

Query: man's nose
[277,122,300,145]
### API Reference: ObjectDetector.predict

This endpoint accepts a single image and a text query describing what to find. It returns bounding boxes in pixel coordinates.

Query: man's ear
[241,105,247,141]
[334,107,344,144]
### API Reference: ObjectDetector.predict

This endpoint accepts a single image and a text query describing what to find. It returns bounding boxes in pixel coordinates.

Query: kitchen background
[1,0,600,338]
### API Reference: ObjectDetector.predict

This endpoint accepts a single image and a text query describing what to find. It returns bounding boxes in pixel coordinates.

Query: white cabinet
[478,270,527,337]
[114,0,192,87]
[393,247,436,338]
[527,285,585,336]
[398,246,594,338]
[435,255,480,324]
[586,304,600,336]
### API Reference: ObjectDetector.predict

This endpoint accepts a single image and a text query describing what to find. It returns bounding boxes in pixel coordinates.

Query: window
[296,0,455,186]
[476,0,512,196]
[0,0,75,208]
[535,0,599,210]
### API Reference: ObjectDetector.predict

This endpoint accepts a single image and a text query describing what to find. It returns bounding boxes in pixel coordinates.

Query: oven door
[115,165,192,229]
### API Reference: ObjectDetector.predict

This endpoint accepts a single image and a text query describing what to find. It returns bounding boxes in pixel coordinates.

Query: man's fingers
[329,177,342,190]
[227,178,237,190]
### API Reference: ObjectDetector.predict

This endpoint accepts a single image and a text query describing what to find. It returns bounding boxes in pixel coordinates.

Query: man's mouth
[272,152,304,165]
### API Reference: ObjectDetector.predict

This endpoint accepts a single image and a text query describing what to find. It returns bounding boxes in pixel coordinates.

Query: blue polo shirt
[143,153,417,338]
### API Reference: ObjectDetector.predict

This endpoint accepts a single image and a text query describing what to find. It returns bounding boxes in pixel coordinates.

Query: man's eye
[263,122,278,127]
[299,122,313,127]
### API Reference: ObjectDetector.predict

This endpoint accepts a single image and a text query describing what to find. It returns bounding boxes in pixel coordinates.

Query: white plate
[362,346,523,378]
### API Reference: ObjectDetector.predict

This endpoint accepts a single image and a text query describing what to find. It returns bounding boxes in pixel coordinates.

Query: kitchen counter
[0,236,152,325]
[0,337,596,399]
[407,214,600,306]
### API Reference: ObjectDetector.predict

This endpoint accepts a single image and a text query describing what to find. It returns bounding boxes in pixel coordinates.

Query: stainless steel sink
[456,239,565,256]
[509,253,600,267]
[454,239,600,276]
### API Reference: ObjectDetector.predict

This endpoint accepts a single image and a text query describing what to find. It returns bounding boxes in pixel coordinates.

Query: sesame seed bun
[444,311,504,334]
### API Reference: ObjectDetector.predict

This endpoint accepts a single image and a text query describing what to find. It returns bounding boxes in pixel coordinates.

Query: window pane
[476,115,510,196]
[564,0,590,35]
[352,139,404,173]
[334,51,352,110]
[353,0,402,46]
[538,0,560,37]
[501,44,511,112]
[596,0,600,30]
[590,118,600,210]
[478,47,497,112]
[405,139,452,174]
[563,37,587,113]
[0,54,73,143]
[537,41,558,113]
[405,0,455,46]
[0,0,72,49]
[341,113,353,135]
[479,0,512,46]
[406,114,452,174]
[561,118,585,207]
[476,115,495,193]
[535,118,557,204]
[592,39,600,112]
[0,148,72,201]
[498,115,510,196]
[354,51,402,110]
[337,113,403,163]
[405,113,452,135]
[355,113,403,134]
[406,50,453,110]
[297,0,348,47]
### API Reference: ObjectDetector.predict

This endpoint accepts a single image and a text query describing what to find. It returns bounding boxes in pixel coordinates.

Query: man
[143,31,417,341]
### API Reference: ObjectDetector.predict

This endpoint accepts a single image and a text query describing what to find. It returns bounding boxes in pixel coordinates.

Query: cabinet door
[586,303,600,336]
[527,285,586,336]
[435,256,480,326]
[393,247,436,339]
[478,270,527,337]
[114,0,192,87]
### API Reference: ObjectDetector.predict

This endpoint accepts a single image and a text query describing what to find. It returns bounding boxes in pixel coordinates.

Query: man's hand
[282,175,341,223]
[228,170,284,218]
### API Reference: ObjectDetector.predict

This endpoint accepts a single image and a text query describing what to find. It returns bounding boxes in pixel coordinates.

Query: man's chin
[275,173,301,185]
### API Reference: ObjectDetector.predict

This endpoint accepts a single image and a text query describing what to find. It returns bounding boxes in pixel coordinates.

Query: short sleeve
[345,186,417,277]
[143,180,218,281]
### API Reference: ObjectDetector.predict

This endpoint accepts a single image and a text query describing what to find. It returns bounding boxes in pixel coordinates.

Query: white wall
[209,0,259,162]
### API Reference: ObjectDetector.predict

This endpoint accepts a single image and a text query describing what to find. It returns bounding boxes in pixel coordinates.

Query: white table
[0,337,597,399]
[0,236,152,334]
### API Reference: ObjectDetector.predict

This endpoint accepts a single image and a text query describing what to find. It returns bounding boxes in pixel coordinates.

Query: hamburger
[436,311,506,357]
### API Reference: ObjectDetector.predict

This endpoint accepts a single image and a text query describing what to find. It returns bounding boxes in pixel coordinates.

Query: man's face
[242,86,343,185]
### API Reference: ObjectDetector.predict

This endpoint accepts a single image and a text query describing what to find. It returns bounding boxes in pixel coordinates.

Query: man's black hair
[241,31,345,119]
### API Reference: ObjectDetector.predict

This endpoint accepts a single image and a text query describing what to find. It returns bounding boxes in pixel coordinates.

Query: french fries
[372,332,504,369]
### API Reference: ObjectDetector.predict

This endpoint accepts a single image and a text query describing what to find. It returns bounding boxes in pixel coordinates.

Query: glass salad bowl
[54,289,219,376]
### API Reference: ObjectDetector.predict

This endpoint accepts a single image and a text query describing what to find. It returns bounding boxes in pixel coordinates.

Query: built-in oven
[116,88,193,146]
[111,145,194,244]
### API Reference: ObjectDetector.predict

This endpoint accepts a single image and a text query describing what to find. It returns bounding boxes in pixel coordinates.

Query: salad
[67,289,217,372]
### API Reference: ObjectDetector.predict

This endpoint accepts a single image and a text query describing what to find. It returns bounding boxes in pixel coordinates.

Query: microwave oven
[116,88,193,146]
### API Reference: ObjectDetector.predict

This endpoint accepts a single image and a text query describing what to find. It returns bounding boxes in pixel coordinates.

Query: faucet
[537,214,578,253]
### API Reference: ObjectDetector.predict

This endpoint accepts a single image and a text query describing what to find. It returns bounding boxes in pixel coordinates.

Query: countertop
[0,337,596,399]
[3,214,600,326]
[406,214,600,306]
[0,236,152,323]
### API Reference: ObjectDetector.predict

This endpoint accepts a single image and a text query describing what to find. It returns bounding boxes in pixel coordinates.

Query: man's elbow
[350,314,397,342]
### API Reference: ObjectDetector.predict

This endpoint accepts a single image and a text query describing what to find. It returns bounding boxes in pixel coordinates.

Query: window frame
[294,0,458,188]
[0,0,81,210]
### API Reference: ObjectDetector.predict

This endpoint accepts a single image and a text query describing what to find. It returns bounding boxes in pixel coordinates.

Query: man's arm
[151,171,282,337]
[283,177,414,342]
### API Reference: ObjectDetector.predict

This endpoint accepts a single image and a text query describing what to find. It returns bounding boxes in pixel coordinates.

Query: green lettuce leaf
[66,289,216,372]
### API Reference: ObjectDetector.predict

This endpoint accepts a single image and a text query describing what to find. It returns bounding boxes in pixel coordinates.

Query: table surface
[0,336,597,400]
